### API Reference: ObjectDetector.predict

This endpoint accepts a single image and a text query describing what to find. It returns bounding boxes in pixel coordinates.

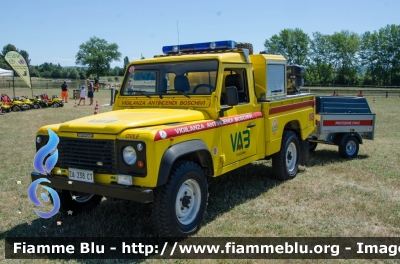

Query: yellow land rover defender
[32,41,315,237]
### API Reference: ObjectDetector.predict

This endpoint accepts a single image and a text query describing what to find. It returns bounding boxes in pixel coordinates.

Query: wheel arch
[334,132,363,146]
[157,140,213,187]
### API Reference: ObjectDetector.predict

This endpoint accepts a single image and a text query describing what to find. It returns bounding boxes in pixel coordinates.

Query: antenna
[177,20,180,55]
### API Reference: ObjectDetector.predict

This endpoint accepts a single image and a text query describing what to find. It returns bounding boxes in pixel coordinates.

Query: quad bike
[41,94,64,108]
[0,94,30,112]
[32,95,48,108]
[21,96,40,109]
[1,102,11,113]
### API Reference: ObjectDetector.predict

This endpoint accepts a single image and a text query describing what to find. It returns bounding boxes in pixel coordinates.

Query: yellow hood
[59,108,210,134]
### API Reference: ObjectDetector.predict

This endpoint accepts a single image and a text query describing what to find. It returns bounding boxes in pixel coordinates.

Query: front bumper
[31,171,153,203]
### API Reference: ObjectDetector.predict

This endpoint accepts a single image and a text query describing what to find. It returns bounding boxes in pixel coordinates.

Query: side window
[222,68,249,105]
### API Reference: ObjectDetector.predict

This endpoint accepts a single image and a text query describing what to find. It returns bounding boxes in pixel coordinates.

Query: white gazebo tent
[0,68,15,97]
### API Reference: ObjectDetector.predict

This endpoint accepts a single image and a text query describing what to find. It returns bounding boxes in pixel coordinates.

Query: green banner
[5,51,31,88]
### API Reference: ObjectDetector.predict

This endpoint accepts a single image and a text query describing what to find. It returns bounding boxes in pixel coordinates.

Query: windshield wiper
[131,90,151,98]
[164,89,190,98]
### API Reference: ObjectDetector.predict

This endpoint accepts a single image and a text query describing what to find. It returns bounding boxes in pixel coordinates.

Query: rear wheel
[57,190,102,215]
[53,102,59,108]
[152,161,208,237]
[339,136,359,159]
[272,130,300,180]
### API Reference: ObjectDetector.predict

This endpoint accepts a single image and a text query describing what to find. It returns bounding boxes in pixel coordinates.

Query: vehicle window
[122,60,218,96]
[122,71,157,96]
[222,68,249,105]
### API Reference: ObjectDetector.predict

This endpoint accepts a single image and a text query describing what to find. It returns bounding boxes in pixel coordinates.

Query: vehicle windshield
[121,60,218,96]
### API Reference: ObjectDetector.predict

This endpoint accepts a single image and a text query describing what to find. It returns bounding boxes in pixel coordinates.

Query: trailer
[308,96,375,158]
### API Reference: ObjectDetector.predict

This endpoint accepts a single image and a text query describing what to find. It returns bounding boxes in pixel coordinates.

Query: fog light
[36,136,42,143]
[138,160,145,168]
[117,175,133,185]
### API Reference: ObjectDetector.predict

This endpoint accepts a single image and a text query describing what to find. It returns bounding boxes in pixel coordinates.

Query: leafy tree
[75,36,121,77]
[329,30,360,85]
[79,70,86,80]
[51,68,62,78]
[19,50,31,65]
[360,24,400,85]
[1,44,17,56]
[264,28,310,65]
[61,68,69,78]
[0,44,18,70]
[307,32,335,85]
[68,68,79,79]
[123,56,130,69]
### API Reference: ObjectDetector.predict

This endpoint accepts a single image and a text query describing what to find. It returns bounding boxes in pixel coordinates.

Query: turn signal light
[138,160,145,168]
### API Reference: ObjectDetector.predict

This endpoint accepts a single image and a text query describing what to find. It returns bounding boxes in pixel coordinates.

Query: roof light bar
[162,40,237,54]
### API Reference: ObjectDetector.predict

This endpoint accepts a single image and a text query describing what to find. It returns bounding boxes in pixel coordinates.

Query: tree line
[264,24,400,86]
[0,37,128,80]
[2,25,399,86]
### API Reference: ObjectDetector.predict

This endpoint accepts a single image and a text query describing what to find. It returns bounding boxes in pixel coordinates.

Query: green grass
[1,88,400,263]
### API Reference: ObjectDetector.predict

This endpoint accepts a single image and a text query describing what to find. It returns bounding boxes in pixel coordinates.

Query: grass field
[0,87,400,263]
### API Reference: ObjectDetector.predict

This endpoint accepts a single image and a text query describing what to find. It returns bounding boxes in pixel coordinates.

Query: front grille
[57,138,116,173]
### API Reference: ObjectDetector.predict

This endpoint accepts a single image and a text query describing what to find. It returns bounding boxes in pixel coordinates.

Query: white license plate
[68,168,94,183]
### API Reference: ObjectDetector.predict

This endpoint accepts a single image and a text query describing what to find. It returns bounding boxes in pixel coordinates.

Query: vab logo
[28,129,60,218]
[230,130,250,152]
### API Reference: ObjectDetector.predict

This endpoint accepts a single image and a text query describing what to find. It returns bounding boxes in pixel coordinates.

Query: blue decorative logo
[28,128,60,218]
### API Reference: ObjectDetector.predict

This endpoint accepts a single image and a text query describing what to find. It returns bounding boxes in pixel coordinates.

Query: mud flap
[299,140,309,166]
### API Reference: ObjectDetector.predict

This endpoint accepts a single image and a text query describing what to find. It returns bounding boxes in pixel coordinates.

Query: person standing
[87,79,94,105]
[61,81,68,103]
[78,86,86,106]
[94,77,100,92]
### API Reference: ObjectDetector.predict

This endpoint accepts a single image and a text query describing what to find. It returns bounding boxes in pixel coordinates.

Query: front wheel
[12,105,20,112]
[57,190,102,215]
[309,142,318,152]
[152,161,208,237]
[339,136,359,159]
[272,130,300,181]
[52,102,59,108]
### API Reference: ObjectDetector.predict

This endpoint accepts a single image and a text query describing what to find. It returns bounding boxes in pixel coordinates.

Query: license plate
[69,168,94,183]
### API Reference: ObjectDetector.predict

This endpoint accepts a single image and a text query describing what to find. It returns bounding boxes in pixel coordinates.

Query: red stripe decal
[269,100,314,115]
[154,112,263,141]
[323,120,373,126]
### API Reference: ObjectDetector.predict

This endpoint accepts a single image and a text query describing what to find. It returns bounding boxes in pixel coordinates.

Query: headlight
[123,146,137,165]
[137,143,144,151]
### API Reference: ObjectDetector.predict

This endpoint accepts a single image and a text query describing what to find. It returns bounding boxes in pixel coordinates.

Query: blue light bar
[162,40,237,54]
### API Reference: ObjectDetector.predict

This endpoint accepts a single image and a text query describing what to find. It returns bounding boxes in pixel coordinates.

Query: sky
[2,0,399,68]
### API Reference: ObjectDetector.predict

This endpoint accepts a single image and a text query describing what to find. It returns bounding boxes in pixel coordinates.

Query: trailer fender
[156,140,213,187]
[334,132,363,146]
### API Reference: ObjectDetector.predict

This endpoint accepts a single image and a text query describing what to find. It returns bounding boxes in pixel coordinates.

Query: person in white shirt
[78,86,86,106]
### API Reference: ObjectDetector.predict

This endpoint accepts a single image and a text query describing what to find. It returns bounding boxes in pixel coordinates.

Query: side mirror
[225,86,239,106]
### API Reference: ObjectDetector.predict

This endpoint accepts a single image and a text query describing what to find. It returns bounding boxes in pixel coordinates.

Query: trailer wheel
[339,136,359,159]
[152,161,208,237]
[309,142,318,152]
[272,130,300,180]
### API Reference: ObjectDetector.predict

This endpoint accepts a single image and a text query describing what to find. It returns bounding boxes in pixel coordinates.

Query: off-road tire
[309,142,318,152]
[53,102,59,108]
[237,42,253,55]
[56,190,102,215]
[152,161,208,237]
[272,130,300,180]
[11,105,20,112]
[33,103,40,109]
[339,136,359,159]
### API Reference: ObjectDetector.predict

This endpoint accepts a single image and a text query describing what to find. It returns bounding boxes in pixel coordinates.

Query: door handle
[247,123,256,128]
